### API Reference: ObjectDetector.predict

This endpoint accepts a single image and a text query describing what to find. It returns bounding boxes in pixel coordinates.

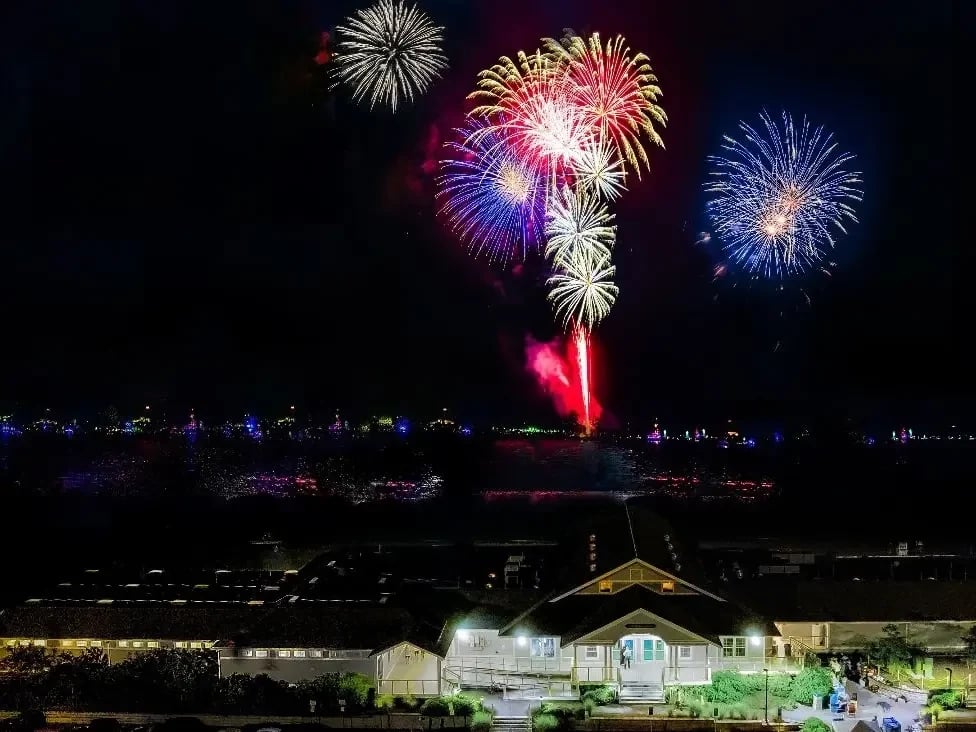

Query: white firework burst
[570,135,627,200]
[335,0,448,113]
[547,246,619,330]
[544,185,616,261]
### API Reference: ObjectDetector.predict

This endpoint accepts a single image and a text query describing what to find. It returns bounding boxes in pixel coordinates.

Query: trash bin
[813,695,824,710]
[882,718,901,732]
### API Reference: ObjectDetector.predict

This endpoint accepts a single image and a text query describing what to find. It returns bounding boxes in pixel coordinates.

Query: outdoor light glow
[456,630,469,642]
[750,635,762,647]
[517,635,527,647]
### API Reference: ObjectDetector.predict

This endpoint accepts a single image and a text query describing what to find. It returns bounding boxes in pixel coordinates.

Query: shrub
[766,673,793,698]
[375,693,395,711]
[930,690,963,710]
[925,702,944,722]
[729,704,750,720]
[472,710,493,732]
[582,699,596,718]
[709,671,752,704]
[396,694,419,710]
[789,667,833,705]
[801,718,832,732]
[685,700,707,718]
[540,702,585,722]
[533,713,560,732]
[580,685,616,706]
[338,673,374,710]
[451,693,483,716]
[420,697,452,716]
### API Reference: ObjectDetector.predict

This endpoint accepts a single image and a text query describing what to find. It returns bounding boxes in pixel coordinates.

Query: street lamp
[763,668,769,724]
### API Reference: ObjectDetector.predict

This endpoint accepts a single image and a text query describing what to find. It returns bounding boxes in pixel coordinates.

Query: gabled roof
[219,601,448,656]
[547,558,725,603]
[499,584,776,644]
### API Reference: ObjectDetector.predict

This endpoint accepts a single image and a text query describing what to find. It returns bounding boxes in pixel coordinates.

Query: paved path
[779,681,923,732]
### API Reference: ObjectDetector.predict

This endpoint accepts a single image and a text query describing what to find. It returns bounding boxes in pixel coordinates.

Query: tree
[0,647,53,675]
[868,624,913,673]
[962,626,976,670]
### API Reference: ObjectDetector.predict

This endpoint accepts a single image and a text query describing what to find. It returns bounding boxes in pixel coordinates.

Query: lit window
[32,640,47,647]
[190,642,202,649]
[132,641,144,648]
[309,649,323,658]
[678,646,692,660]
[584,646,599,660]
[118,641,129,648]
[175,642,188,648]
[721,637,746,658]
[530,638,556,658]
[147,641,159,648]
[243,649,253,657]
[90,640,102,647]
[598,580,613,593]
[76,641,88,648]
[661,581,675,593]
[255,649,269,658]
[294,650,306,658]
[278,650,291,657]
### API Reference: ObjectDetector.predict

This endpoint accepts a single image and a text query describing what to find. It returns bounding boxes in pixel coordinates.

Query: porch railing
[377,679,441,696]
[446,656,574,676]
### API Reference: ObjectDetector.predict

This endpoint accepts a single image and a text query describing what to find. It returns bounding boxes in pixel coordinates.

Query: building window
[678,646,692,660]
[309,650,323,658]
[278,650,291,658]
[661,581,675,593]
[190,642,203,649]
[530,638,556,658]
[147,641,159,648]
[598,580,613,593]
[721,637,746,657]
[584,646,599,660]
[118,641,129,648]
[242,649,253,657]
[642,639,665,661]
[90,641,102,647]
[175,642,188,648]
[255,650,268,658]
[32,640,47,647]
[629,568,643,581]
[76,641,88,648]
[294,650,306,658]
[132,641,144,648]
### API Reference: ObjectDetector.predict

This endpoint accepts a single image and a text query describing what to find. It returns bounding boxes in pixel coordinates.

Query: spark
[437,120,547,263]
[335,0,447,113]
[705,110,863,278]
[544,185,617,261]
[547,245,619,330]
[545,31,667,176]
[570,134,627,200]
[574,326,593,435]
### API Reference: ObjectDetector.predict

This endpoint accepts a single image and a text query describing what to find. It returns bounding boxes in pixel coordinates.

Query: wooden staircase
[619,682,665,704]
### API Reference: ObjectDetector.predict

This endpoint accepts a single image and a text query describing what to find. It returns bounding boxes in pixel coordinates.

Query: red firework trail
[574,327,592,434]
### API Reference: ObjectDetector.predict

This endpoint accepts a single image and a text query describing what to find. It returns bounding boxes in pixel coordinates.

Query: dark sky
[0,0,961,423]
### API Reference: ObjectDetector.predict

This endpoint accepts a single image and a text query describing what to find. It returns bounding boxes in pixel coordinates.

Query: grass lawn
[885,663,974,691]
[670,693,796,720]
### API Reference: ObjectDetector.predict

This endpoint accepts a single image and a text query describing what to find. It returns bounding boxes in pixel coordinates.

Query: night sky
[1,0,961,423]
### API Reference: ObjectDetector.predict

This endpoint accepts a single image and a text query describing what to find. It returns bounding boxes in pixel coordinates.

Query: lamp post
[763,668,769,724]
[947,667,953,689]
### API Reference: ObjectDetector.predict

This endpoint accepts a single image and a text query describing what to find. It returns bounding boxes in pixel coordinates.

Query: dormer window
[661,581,675,593]
[598,580,613,593]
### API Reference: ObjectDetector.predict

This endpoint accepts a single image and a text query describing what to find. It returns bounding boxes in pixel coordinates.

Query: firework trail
[574,326,592,434]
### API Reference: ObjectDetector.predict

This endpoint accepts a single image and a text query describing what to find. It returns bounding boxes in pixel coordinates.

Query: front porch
[376,642,442,697]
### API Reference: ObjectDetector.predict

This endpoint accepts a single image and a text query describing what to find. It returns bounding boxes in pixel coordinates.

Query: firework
[437,120,547,263]
[705,110,863,278]
[570,134,627,200]
[335,0,447,113]
[467,51,589,177]
[545,31,666,176]
[547,244,619,330]
[544,185,617,261]
[573,326,593,434]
